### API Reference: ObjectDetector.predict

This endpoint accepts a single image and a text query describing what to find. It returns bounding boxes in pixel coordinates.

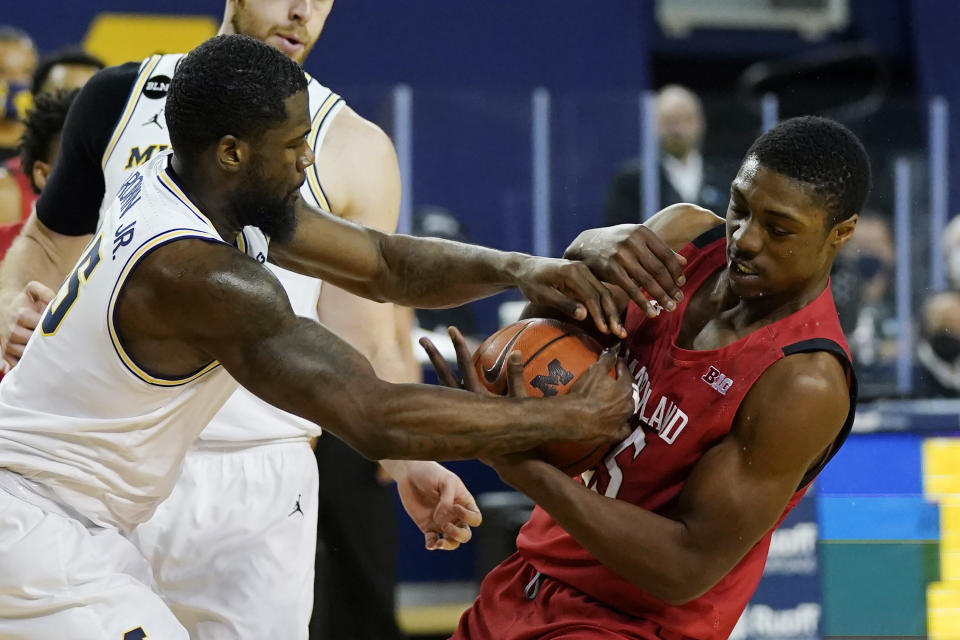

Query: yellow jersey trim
[107,229,222,387]
[101,55,162,170]
[157,167,219,233]
[305,92,343,212]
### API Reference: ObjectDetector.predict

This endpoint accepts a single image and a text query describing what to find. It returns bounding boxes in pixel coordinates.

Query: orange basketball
[472,318,613,476]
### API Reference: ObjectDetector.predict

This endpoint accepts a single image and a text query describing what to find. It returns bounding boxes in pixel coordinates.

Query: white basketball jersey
[0,155,255,532]
[98,53,347,442]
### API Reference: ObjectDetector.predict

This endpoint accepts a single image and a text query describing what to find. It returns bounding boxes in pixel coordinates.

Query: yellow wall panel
[83,13,218,66]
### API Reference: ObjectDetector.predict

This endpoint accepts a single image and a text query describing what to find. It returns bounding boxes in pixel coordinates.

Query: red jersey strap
[782,337,858,489]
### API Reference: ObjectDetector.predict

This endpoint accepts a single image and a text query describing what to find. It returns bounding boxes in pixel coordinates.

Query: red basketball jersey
[517,226,855,639]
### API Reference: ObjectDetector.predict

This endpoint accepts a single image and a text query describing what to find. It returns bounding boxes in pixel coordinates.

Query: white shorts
[0,480,188,639]
[128,439,319,640]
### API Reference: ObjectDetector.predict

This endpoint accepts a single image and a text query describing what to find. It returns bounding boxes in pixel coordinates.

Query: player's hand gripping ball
[472,318,616,475]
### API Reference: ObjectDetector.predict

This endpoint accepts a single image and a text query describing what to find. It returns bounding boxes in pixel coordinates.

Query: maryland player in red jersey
[431,116,868,640]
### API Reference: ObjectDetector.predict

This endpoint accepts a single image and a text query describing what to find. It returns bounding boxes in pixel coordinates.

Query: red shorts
[451,553,695,640]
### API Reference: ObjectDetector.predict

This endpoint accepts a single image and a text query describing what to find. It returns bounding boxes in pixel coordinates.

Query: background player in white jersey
[0,2,483,638]
[0,34,636,640]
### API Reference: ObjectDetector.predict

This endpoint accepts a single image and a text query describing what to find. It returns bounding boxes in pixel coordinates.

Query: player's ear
[31,160,51,192]
[216,135,245,173]
[831,213,858,250]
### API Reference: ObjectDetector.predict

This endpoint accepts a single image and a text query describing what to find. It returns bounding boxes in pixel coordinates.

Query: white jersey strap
[303,73,345,212]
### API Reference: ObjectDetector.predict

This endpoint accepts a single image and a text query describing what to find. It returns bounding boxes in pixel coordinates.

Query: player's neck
[711,270,829,330]
[168,154,242,241]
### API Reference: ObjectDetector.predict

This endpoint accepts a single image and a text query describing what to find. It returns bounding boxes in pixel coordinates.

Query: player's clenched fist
[1,281,54,371]
[564,347,635,445]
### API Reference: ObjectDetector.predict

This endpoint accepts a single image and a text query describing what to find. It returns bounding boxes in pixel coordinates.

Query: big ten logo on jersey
[702,365,733,395]
[112,171,142,259]
[125,144,169,170]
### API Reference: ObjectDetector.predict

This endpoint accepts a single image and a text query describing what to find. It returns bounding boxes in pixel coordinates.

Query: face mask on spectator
[857,254,888,280]
[929,331,960,364]
[0,79,31,121]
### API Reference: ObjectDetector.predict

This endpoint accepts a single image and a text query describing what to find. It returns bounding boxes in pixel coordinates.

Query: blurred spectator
[31,46,103,96]
[0,43,100,225]
[915,291,960,397]
[831,214,898,369]
[0,27,36,162]
[604,84,727,225]
[0,89,76,247]
[410,206,481,350]
[943,215,960,291]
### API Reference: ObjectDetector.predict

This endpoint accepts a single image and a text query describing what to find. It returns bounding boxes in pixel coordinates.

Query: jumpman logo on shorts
[288,494,304,517]
[142,112,163,129]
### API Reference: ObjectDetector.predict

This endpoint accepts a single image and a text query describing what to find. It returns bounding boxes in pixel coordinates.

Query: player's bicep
[674,355,850,585]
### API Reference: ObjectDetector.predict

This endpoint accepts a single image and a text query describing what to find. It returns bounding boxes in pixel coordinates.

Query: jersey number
[581,425,647,499]
[123,628,147,640]
[42,236,103,336]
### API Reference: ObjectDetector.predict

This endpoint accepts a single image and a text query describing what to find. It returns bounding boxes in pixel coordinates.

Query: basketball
[472,318,614,475]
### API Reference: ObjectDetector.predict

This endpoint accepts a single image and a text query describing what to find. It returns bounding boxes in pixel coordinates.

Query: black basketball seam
[521,332,580,368]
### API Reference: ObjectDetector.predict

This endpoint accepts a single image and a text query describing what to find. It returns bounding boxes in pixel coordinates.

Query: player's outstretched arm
[0,214,91,367]
[486,351,850,604]
[269,199,627,337]
[117,239,635,462]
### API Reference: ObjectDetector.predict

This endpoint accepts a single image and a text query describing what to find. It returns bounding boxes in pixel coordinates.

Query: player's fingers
[562,264,610,334]
[8,325,33,347]
[5,341,26,360]
[442,521,473,544]
[504,351,528,398]
[25,281,55,306]
[532,285,588,324]
[448,326,483,392]
[630,249,685,312]
[424,530,441,550]
[448,502,483,527]
[595,279,625,338]
[419,337,461,388]
[627,232,687,293]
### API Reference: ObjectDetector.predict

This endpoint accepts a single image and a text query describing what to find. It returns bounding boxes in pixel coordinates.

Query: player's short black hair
[19,88,78,194]
[31,46,104,95]
[744,116,871,227]
[165,34,307,163]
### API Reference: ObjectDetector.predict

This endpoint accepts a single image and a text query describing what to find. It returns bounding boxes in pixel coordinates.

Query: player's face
[724,156,854,303]
[229,90,313,242]
[231,0,333,65]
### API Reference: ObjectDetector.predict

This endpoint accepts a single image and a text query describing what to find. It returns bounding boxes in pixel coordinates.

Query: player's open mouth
[730,260,759,277]
[272,34,304,56]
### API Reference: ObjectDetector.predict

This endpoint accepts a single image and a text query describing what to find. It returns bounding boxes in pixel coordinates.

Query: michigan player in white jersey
[0,35,636,640]
[0,2,469,638]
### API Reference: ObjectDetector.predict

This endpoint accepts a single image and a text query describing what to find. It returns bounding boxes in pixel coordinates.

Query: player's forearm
[350,381,597,461]
[371,232,531,308]
[494,459,716,604]
[234,317,594,462]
